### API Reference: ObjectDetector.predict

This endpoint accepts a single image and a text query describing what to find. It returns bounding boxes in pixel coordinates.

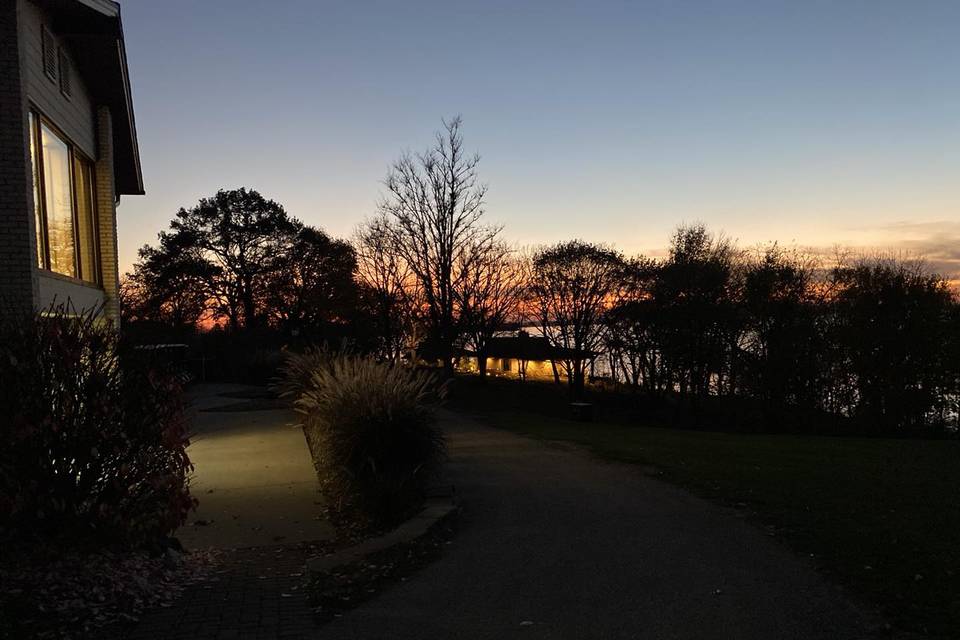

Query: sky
[116,0,960,277]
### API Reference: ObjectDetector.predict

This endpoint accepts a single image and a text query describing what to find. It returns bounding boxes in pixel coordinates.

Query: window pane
[29,113,44,268]
[73,156,99,283]
[40,123,76,277]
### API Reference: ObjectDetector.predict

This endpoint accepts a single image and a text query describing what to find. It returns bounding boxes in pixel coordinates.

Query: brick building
[0,0,142,325]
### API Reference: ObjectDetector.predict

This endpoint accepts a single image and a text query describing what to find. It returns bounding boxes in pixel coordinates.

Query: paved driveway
[176,384,334,550]
[321,410,881,640]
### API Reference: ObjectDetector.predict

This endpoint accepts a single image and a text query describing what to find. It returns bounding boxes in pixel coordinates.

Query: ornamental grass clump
[294,354,447,530]
[272,345,334,400]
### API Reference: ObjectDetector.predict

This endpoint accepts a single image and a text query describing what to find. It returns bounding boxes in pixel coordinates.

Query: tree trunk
[477,351,488,378]
[571,361,586,399]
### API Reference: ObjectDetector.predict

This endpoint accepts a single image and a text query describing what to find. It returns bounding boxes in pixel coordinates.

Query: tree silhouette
[458,241,526,378]
[530,241,624,398]
[378,117,499,373]
[651,225,743,399]
[263,226,358,339]
[159,188,299,329]
[125,188,358,339]
[831,257,956,433]
[354,213,420,362]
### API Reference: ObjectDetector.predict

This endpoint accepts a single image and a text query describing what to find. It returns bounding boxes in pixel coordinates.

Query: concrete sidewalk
[176,384,335,550]
[115,384,335,640]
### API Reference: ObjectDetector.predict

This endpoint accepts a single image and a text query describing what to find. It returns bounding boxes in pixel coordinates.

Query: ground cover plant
[449,377,960,638]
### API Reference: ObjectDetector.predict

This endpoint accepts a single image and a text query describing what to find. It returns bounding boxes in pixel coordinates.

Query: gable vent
[58,48,72,98]
[41,26,57,81]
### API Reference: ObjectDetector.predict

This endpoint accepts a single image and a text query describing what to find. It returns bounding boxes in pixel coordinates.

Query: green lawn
[449,379,960,638]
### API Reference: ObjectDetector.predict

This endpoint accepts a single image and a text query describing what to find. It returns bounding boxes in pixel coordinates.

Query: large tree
[378,117,499,372]
[264,226,358,338]
[529,241,624,398]
[651,225,744,398]
[458,241,527,378]
[158,188,299,329]
[602,256,666,392]
[740,245,825,420]
[125,188,360,336]
[830,257,957,433]
[121,244,211,329]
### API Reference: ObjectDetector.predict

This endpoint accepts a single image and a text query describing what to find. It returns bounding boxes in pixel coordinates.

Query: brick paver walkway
[114,540,329,640]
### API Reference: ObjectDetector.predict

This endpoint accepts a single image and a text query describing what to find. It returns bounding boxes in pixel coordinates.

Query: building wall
[13,0,118,323]
[38,270,105,313]
[94,106,119,324]
[458,356,559,382]
[0,0,39,316]
[18,0,96,157]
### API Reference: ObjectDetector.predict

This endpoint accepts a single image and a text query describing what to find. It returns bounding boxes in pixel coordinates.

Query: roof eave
[49,0,143,195]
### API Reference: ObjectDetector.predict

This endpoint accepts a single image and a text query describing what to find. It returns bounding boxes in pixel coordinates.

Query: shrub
[0,306,195,547]
[293,353,446,530]
[272,345,335,401]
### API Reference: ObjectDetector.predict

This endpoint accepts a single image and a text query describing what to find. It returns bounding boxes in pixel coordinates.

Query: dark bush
[0,307,195,547]
[289,353,446,530]
[271,345,333,401]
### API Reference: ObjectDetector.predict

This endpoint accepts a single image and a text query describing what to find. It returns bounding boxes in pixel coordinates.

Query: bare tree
[378,116,499,372]
[529,241,624,398]
[458,241,527,377]
[354,214,420,361]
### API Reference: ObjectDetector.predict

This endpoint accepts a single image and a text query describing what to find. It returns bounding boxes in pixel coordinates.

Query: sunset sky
[117,0,959,277]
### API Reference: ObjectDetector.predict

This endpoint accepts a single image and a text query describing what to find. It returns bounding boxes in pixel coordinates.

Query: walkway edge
[305,499,459,575]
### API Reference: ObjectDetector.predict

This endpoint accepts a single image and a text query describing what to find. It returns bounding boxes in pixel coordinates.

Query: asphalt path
[321,410,881,640]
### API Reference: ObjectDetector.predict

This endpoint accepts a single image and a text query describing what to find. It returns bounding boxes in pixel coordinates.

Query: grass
[449,377,960,638]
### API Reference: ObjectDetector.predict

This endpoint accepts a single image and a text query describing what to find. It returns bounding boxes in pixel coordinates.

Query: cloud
[803,220,960,280]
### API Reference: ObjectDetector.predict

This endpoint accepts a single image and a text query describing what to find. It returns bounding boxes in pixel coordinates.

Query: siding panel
[19,0,95,157]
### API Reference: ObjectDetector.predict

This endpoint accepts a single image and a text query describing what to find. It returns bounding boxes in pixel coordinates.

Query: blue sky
[117,0,960,275]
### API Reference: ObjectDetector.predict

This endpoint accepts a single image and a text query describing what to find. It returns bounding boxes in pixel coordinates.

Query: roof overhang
[40,0,144,195]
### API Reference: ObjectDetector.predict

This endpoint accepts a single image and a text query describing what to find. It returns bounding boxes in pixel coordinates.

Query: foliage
[603,257,665,392]
[649,225,744,399]
[121,243,211,329]
[0,306,195,547]
[292,353,447,530]
[124,188,360,340]
[121,179,960,434]
[598,225,960,435]
[737,245,828,423]
[831,257,957,432]
[262,226,359,337]
[271,345,335,401]
[529,240,625,398]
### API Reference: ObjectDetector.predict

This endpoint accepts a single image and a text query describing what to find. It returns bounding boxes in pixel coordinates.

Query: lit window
[28,112,100,283]
[73,156,100,284]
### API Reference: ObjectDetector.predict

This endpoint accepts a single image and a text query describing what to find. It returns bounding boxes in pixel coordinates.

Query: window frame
[29,108,102,285]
